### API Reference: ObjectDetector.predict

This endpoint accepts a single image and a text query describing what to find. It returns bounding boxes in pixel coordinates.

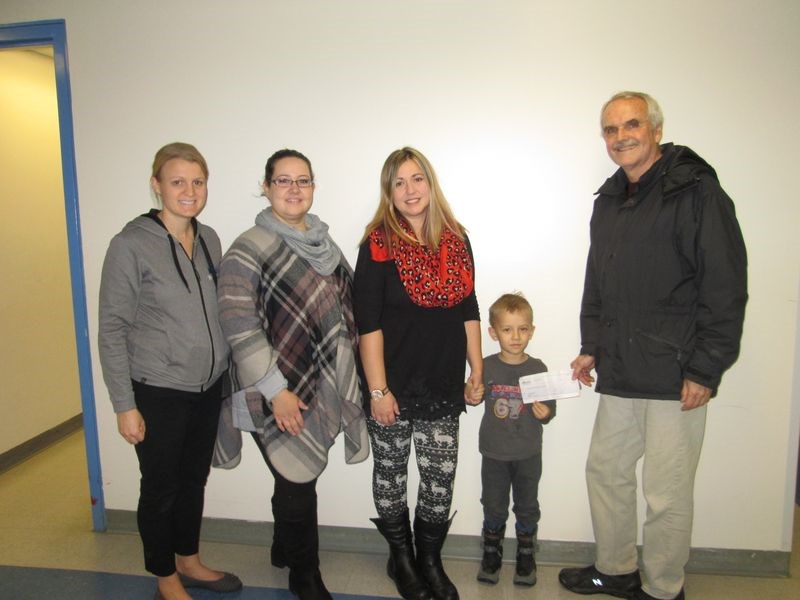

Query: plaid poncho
[216,210,369,482]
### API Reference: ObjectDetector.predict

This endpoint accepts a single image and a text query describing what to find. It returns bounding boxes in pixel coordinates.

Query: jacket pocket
[635,329,685,362]
[627,326,690,394]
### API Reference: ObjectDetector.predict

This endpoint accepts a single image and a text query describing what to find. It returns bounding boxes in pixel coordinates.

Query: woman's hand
[464,381,483,405]
[117,409,145,445]
[371,391,400,427]
[464,371,484,405]
[271,389,308,436]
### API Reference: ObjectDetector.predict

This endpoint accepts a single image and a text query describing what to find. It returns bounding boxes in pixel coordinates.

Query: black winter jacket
[579,143,747,399]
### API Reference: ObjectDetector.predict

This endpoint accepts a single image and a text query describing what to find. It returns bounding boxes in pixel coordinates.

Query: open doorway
[0,46,82,464]
[0,19,104,531]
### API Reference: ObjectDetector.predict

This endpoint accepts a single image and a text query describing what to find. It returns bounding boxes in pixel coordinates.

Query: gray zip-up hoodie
[99,210,229,413]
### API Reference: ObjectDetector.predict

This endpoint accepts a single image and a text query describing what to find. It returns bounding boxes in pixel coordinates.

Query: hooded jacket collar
[137,209,216,291]
[596,143,720,201]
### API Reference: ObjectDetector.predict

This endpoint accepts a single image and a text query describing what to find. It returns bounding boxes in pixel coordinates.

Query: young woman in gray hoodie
[98,142,240,600]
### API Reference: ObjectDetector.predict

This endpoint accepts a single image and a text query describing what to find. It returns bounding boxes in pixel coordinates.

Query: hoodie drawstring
[143,209,216,292]
[166,234,191,292]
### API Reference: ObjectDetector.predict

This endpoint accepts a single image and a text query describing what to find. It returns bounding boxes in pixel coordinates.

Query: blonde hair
[488,292,533,327]
[359,147,466,251]
[151,142,208,180]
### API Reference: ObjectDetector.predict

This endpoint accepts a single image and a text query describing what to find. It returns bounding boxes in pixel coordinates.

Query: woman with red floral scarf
[354,147,484,600]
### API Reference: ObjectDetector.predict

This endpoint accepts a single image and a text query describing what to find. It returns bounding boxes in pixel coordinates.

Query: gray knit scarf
[255,207,342,275]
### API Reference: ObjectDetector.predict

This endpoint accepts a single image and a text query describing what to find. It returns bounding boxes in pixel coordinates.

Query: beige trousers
[586,394,707,599]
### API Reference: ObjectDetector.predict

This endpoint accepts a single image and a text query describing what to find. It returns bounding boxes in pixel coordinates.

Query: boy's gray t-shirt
[478,354,556,461]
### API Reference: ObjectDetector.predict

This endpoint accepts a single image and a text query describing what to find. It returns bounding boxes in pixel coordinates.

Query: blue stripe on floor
[0,566,395,599]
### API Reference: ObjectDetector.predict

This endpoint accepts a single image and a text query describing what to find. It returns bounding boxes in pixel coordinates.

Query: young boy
[472,292,556,587]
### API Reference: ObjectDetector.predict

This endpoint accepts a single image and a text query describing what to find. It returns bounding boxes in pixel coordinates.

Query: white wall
[2,0,798,552]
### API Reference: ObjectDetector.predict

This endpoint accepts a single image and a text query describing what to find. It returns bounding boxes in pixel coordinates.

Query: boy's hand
[464,374,484,405]
[532,401,551,420]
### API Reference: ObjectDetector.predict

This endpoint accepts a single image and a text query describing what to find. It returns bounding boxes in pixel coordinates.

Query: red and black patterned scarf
[368,221,474,308]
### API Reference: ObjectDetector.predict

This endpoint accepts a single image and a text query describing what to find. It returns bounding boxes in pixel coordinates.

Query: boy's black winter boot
[371,508,435,600]
[513,532,537,587]
[414,514,459,600]
[476,525,505,584]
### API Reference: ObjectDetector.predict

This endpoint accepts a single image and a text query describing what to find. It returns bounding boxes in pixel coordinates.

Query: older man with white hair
[559,91,748,600]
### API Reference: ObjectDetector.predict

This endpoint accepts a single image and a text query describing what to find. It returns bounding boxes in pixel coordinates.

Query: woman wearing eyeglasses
[353,147,483,600]
[217,149,369,600]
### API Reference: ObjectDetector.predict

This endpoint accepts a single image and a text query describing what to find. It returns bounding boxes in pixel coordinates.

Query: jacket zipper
[185,243,217,387]
[635,328,684,361]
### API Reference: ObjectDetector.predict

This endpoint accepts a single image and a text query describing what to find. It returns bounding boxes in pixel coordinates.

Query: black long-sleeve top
[353,236,480,420]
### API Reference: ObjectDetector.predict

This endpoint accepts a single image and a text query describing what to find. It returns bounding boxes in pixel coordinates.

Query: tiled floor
[0,431,798,599]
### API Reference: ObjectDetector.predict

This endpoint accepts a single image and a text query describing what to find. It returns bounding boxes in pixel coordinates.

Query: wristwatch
[370,387,390,400]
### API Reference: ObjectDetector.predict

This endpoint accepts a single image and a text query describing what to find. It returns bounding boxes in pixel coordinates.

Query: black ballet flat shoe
[178,571,243,592]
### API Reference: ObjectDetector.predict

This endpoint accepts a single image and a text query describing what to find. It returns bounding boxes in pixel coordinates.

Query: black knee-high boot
[272,493,331,600]
[371,508,435,600]
[283,510,333,600]
[414,514,459,600]
[255,433,331,600]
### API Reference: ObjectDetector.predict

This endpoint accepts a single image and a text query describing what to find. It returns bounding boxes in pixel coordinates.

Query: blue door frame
[0,19,106,531]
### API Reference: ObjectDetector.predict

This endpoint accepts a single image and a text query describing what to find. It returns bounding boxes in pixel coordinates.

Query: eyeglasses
[271,176,314,188]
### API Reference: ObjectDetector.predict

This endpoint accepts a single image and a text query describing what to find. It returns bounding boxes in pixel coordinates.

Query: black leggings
[132,378,222,576]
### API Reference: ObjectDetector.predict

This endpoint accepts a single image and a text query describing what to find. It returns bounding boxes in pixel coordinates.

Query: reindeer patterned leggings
[367,416,459,523]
